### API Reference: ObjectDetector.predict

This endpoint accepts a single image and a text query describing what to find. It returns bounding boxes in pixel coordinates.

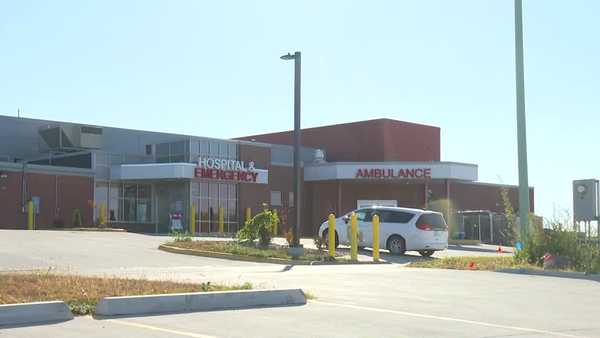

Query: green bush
[236,205,279,246]
[170,230,192,242]
[514,221,600,273]
[71,209,82,227]
[499,188,518,245]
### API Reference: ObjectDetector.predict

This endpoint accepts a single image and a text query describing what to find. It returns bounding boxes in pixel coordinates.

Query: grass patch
[408,256,540,271]
[0,272,252,315]
[167,240,345,262]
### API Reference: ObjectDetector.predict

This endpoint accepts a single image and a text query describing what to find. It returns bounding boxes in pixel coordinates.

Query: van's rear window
[417,213,447,230]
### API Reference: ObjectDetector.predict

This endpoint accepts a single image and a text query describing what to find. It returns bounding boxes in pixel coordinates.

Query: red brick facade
[0,168,94,229]
[237,119,440,162]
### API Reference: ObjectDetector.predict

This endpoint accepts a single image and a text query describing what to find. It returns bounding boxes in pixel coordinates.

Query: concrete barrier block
[95,288,306,316]
[0,301,73,326]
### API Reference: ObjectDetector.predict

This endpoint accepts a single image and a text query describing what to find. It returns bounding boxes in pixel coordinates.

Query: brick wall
[236,119,440,162]
[0,169,94,229]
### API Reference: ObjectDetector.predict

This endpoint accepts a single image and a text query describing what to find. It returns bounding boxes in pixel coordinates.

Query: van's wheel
[322,229,339,249]
[418,250,435,257]
[386,235,406,255]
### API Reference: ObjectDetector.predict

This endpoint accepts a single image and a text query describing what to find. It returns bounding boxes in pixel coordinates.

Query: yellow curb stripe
[310,300,587,338]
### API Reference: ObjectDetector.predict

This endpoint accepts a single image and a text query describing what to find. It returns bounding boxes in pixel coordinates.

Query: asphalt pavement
[1,230,599,338]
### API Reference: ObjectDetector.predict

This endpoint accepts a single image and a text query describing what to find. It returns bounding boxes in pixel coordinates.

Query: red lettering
[424,168,431,178]
[415,168,423,178]
[249,172,258,182]
[356,169,363,178]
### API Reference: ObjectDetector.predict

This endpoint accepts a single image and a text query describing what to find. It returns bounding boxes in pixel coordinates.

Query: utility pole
[280,51,302,248]
[514,0,530,240]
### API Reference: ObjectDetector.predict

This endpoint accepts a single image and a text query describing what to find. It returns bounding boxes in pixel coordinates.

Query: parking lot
[0,230,510,274]
[1,230,599,337]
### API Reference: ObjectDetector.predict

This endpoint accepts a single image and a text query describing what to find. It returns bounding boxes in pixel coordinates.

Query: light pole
[280,51,302,248]
[514,0,530,240]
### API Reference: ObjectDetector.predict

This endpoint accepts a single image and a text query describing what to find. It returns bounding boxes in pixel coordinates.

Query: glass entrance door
[192,181,238,234]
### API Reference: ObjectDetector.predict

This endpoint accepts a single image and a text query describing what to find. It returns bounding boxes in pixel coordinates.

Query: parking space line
[311,300,587,338]
[106,319,218,338]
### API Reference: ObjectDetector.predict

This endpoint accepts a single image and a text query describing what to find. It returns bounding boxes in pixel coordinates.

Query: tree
[500,188,517,244]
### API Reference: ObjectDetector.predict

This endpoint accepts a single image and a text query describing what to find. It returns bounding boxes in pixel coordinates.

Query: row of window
[191,181,238,233]
[149,139,239,164]
[94,182,153,223]
[95,181,240,229]
[270,191,294,207]
[354,209,415,223]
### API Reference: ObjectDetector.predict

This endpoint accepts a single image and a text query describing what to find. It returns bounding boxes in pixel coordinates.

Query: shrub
[236,205,279,246]
[170,230,192,242]
[71,209,82,227]
[499,187,517,245]
[313,234,325,260]
[514,221,600,273]
[284,228,294,246]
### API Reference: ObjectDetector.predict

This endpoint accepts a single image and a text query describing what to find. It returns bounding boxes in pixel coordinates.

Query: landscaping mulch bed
[165,240,346,262]
[408,256,540,271]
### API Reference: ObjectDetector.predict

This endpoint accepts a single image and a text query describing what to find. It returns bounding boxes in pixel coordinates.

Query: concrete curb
[497,268,600,281]
[65,227,127,232]
[448,239,481,245]
[95,288,307,316]
[159,244,386,265]
[0,301,73,326]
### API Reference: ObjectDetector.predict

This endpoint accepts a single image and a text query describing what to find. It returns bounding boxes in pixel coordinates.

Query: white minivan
[318,206,448,257]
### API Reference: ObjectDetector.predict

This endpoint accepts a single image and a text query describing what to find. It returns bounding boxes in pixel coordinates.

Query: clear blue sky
[1,1,599,221]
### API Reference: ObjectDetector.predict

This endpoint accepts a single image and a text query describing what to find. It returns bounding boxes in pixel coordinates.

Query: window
[154,140,189,163]
[417,213,447,230]
[228,143,237,159]
[377,210,415,224]
[270,191,282,206]
[145,144,153,155]
[118,183,153,223]
[209,141,220,156]
[354,209,373,222]
[288,192,294,207]
[199,140,209,157]
[156,143,170,163]
[192,181,238,233]
[94,182,108,223]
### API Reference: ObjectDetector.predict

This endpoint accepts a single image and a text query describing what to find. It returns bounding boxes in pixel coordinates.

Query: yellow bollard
[372,214,380,262]
[245,207,251,223]
[189,203,196,235]
[272,209,279,236]
[350,212,358,261]
[99,203,106,226]
[328,213,336,258]
[27,200,34,230]
[218,207,224,234]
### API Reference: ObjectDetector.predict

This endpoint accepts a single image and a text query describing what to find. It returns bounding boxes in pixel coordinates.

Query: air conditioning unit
[38,124,103,151]
[75,126,103,149]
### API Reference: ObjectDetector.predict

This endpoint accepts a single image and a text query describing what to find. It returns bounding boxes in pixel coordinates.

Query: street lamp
[514,0,530,240]
[280,51,302,249]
